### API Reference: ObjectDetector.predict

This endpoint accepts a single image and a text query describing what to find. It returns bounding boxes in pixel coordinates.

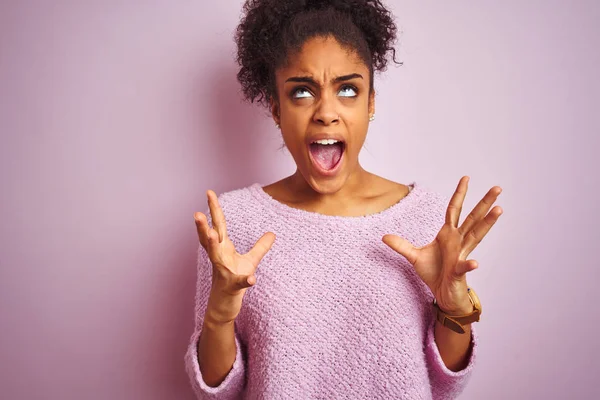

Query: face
[271,35,375,194]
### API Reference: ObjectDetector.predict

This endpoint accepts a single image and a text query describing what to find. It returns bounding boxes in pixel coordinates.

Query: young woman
[185,1,503,398]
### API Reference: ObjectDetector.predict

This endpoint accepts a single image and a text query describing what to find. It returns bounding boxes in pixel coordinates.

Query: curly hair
[234,0,401,108]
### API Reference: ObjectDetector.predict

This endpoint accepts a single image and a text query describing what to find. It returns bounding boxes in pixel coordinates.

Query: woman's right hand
[194,190,276,324]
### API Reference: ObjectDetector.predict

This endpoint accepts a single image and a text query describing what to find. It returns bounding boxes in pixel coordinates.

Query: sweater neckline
[248,180,419,223]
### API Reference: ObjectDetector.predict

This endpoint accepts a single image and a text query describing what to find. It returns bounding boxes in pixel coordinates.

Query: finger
[247,232,276,265]
[207,190,228,243]
[458,186,502,235]
[205,227,223,264]
[446,176,469,228]
[461,206,503,258]
[382,234,418,264]
[456,259,478,276]
[194,212,209,249]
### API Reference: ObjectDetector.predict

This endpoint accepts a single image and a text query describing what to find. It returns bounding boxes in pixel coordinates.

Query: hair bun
[235,0,400,107]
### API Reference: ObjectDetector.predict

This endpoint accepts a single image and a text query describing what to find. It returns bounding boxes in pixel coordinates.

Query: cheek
[345,114,369,144]
[282,105,312,126]
[345,130,369,162]
[280,108,311,145]
[280,130,305,156]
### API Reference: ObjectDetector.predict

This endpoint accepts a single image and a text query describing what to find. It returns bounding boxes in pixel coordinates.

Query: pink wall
[1,1,598,399]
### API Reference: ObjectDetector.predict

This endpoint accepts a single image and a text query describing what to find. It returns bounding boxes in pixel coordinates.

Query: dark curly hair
[234,0,401,108]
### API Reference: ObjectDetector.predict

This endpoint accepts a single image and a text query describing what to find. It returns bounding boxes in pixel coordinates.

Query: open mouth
[308,139,346,175]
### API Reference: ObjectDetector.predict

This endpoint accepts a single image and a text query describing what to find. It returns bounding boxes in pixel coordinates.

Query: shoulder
[199,184,259,226]
[372,174,449,216]
[412,182,450,212]
[408,182,451,235]
[379,180,450,246]
[208,184,263,224]
[216,184,257,209]
[207,183,269,252]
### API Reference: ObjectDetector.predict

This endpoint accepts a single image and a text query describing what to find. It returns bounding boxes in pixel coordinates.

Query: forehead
[277,36,368,82]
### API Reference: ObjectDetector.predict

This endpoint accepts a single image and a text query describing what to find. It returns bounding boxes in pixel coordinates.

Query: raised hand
[194,190,276,323]
[382,176,503,314]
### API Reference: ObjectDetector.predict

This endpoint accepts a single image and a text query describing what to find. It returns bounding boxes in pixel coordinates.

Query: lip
[306,133,346,145]
[307,138,346,177]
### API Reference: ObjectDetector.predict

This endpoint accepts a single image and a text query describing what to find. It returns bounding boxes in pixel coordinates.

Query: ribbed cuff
[185,328,246,399]
[425,319,477,399]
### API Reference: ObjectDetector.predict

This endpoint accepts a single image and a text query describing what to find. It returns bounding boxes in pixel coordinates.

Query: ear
[270,96,280,125]
[368,90,376,118]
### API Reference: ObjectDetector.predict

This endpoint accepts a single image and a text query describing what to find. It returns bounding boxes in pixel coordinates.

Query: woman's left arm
[383,176,503,392]
[423,315,478,399]
[433,288,478,371]
[435,318,473,371]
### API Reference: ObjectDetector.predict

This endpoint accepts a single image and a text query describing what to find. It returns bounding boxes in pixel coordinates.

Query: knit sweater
[185,181,477,400]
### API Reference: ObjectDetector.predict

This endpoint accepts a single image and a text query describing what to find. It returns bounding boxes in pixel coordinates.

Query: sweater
[185,181,478,399]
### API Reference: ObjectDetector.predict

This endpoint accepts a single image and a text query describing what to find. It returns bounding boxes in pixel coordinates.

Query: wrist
[204,307,236,327]
[205,291,241,325]
[435,287,477,316]
[433,287,482,334]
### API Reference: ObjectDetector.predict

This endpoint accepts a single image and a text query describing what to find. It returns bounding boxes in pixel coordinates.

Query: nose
[313,93,339,125]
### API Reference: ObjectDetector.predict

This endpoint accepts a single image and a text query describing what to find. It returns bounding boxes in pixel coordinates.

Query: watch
[433,287,482,334]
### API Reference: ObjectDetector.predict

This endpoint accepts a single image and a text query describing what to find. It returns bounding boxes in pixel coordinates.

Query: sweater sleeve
[424,317,478,400]
[184,242,246,399]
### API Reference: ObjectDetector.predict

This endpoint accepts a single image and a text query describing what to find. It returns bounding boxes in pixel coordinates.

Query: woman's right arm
[185,190,275,399]
[185,248,247,399]
[198,296,239,387]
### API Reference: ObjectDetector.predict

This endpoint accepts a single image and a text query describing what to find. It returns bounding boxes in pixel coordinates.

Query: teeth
[313,139,339,145]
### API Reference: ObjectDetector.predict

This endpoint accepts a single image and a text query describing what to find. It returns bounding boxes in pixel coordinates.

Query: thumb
[382,234,418,264]
[455,259,478,276]
[247,232,276,266]
[233,274,257,291]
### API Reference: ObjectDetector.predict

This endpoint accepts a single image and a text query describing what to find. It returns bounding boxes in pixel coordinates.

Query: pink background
[1,1,598,399]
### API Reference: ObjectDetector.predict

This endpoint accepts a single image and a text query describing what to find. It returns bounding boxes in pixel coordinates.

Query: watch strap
[433,287,482,334]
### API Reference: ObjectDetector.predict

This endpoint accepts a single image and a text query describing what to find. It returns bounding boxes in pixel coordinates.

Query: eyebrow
[285,73,363,85]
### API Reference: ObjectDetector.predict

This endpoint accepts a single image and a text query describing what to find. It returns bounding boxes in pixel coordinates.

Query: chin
[304,172,349,195]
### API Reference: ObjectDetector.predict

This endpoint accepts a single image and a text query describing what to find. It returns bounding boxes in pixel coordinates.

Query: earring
[275,123,280,129]
[369,114,375,122]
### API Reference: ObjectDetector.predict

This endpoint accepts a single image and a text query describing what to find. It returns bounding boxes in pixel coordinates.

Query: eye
[338,85,358,98]
[292,87,313,99]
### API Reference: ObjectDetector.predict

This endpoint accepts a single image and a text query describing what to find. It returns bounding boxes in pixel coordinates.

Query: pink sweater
[185,181,477,399]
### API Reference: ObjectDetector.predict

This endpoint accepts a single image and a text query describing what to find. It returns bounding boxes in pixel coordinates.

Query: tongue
[310,143,343,171]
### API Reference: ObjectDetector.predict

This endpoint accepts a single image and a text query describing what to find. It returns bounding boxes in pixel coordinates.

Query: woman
[185,1,503,399]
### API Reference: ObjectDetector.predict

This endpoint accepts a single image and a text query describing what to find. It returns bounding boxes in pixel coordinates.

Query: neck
[286,164,373,206]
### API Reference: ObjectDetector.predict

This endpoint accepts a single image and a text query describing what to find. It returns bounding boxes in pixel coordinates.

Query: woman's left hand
[382,176,503,314]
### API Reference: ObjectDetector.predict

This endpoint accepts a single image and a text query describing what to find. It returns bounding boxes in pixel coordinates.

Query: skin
[194,35,504,385]
[266,35,409,217]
